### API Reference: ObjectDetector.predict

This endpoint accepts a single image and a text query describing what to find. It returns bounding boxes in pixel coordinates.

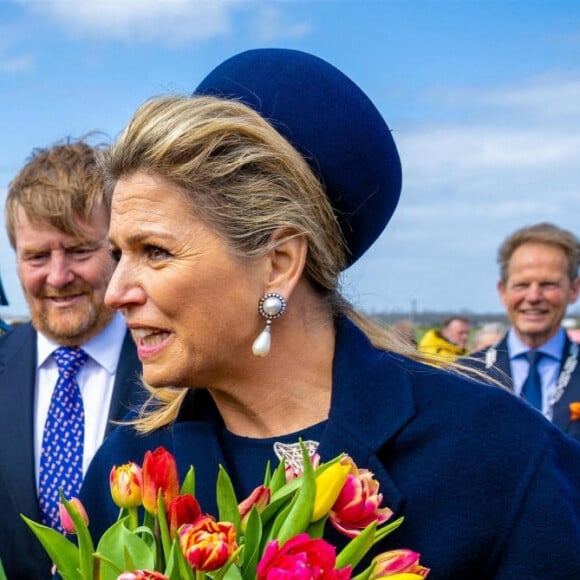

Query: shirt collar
[37,311,127,373]
[507,327,566,362]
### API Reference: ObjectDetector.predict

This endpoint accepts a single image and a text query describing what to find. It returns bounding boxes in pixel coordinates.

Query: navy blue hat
[194,48,401,267]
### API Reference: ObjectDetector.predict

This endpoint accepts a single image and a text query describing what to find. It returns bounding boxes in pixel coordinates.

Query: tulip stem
[128,507,139,531]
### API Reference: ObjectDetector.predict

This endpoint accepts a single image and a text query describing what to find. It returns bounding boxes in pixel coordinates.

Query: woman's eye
[145,245,171,261]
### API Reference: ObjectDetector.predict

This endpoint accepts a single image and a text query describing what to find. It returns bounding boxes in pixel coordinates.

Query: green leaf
[268,457,287,495]
[96,517,155,580]
[180,466,196,497]
[216,465,241,533]
[262,460,272,487]
[373,516,404,544]
[275,441,315,545]
[20,515,80,579]
[165,539,194,580]
[239,507,262,580]
[0,556,7,580]
[335,521,377,570]
[157,489,172,566]
[306,514,327,539]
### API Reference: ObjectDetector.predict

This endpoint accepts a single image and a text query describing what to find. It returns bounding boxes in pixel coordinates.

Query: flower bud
[238,485,270,533]
[312,460,351,522]
[142,447,179,515]
[371,549,430,578]
[110,462,143,508]
[58,498,88,535]
[168,494,201,539]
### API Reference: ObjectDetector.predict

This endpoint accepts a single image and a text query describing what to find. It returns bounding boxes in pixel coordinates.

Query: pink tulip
[371,549,430,578]
[329,457,393,538]
[58,498,88,535]
[117,572,169,580]
[257,533,352,580]
[238,485,270,533]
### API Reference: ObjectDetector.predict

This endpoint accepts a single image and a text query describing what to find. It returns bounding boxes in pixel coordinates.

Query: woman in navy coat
[80,49,580,579]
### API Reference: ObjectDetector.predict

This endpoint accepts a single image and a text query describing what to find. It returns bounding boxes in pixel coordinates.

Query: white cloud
[251,5,310,42]
[0,54,33,73]
[18,0,244,45]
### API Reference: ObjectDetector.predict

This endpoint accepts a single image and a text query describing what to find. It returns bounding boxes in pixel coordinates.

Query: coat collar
[174,316,417,515]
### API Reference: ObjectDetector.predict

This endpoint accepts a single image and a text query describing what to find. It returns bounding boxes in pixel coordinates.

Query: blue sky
[1,0,580,319]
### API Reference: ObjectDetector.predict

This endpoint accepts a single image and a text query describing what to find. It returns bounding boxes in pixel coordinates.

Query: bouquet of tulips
[22,443,430,579]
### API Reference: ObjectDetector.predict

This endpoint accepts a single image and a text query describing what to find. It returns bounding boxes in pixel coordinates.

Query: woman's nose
[105,258,146,310]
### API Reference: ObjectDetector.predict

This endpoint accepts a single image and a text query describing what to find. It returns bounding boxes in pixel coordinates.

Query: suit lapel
[105,331,142,435]
[0,324,43,520]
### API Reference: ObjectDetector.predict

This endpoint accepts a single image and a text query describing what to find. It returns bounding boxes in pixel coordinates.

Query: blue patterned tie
[522,350,543,411]
[38,347,88,531]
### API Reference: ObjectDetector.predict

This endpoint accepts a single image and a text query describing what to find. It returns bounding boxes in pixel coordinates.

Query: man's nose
[45,254,75,288]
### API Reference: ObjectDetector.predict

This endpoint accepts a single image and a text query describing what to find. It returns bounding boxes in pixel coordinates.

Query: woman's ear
[264,228,308,298]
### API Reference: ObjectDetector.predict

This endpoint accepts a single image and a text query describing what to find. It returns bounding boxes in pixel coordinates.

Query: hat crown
[195,48,401,266]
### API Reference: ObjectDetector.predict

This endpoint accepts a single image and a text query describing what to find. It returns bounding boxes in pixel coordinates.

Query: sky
[1,0,580,320]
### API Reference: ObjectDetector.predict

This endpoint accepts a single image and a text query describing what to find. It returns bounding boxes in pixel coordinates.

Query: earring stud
[252,292,286,357]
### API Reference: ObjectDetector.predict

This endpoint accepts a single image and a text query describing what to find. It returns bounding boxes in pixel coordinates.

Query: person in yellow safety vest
[418,316,470,365]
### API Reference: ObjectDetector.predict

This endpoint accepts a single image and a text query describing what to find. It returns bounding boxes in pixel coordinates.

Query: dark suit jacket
[81,318,580,579]
[0,322,143,579]
[466,333,580,442]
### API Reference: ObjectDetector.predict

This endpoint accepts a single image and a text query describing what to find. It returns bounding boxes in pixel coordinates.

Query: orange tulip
[570,402,580,421]
[141,447,180,515]
[179,515,238,572]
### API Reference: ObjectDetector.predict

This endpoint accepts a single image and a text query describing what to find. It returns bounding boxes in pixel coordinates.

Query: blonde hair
[6,136,108,247]
[101,95,482,432]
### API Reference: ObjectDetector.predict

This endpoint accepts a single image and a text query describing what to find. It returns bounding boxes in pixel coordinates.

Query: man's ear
[497,280,507,307]
[263,228,308,298]
[569,277,580,304]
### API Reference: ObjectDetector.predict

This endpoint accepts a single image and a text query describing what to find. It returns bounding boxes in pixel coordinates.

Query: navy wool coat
[81,318,580,580]
[0,323,144,580]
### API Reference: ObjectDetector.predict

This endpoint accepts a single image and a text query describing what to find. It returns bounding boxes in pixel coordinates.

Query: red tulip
[141,447,180,515]
[257,533,352,580]
[110,462,143,508]
[58,498,89,535]
[168,494,202,539]
[179,515,238,572]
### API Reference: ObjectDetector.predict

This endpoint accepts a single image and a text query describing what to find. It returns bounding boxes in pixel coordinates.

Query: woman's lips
[131,327,172,358]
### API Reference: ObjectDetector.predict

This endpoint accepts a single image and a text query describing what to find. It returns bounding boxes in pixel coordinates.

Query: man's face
[443,319,470,349]
[14,204,116,346]
[498,242,580,349]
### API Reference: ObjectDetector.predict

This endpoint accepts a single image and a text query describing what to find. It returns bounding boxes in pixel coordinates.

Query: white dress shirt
[35,311,127,487]
[507,327,565,417]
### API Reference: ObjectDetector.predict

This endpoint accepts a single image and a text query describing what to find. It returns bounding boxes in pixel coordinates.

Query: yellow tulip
[311,460,351,522]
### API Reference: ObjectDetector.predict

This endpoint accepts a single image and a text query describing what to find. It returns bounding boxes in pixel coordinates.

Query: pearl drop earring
[252,292,287,357]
